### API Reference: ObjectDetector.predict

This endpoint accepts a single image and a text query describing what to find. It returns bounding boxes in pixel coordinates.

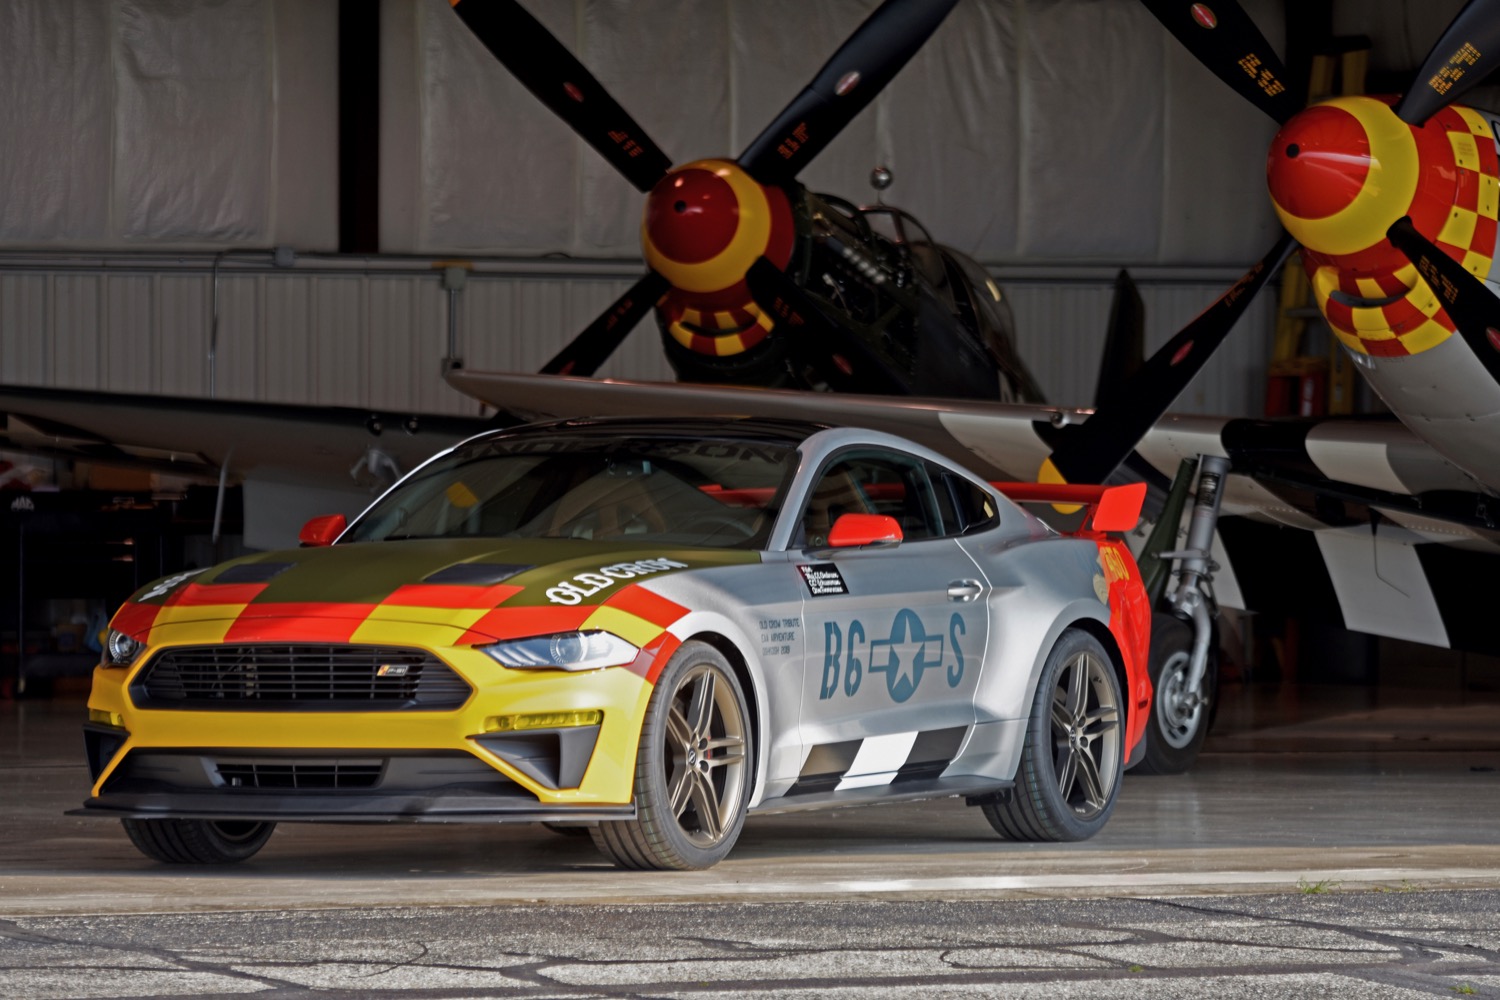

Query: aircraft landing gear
[1135,454,1229,775]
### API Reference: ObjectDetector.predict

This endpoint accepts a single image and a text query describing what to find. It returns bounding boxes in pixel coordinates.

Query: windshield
[345,431,797,549]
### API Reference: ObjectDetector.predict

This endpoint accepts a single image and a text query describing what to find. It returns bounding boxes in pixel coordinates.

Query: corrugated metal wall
[0,255,1274,419]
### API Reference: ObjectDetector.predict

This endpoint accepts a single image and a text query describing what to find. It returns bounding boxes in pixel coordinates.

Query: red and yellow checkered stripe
[1304,103,1498,357]
[660,288,775,357]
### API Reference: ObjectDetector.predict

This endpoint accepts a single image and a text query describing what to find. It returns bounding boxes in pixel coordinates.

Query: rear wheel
[121,818,275,864]
[1134,612,1217,775]
[983,630,1123,842]
[591,641,751,870]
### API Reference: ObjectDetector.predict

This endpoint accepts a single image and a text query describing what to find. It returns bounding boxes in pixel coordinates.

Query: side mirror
[828,513,903,548]
[298,513,347,547]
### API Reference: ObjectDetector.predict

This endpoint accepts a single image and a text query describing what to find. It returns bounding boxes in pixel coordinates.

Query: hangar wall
[0,0,1430,417]
[0,256,1273,414]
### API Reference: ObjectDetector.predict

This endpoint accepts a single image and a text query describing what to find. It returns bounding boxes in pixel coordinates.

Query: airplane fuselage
[1270,95,1500,493]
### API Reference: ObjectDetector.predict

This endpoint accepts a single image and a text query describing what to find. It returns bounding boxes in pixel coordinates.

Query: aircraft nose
[1264,97,1421,259]
[644,166,741,265]
[1267,104,1372,221]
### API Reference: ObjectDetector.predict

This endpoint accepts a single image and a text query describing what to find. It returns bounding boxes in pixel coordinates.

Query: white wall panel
[52,275,103,388]
[156,275,207,397]
[263,276,313,403]
[0,276,50,385]
[311,277,369,409]
[0,256,1274,421]
[103,276,155,394]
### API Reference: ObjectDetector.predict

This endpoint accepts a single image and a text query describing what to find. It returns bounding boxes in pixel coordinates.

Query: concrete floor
[3,681,1500,997]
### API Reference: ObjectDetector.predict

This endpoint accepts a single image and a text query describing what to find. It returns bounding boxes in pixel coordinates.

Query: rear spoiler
[990,481,1147,534]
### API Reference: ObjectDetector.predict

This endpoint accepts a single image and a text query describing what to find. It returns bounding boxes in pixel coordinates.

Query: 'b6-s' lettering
[820,612,966,702]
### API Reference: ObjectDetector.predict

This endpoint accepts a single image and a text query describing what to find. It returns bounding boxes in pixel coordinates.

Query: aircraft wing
[447,368,1500,655]
[0,384,491,548]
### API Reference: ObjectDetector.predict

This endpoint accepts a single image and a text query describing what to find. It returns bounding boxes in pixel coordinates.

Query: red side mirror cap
[828,513,903,548]
[299,514,347,547]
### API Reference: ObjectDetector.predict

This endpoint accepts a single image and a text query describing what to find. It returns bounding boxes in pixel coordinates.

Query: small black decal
[798,563,847,597]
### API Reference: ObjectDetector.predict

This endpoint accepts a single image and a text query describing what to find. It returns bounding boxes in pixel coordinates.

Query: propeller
[449,0,671,193]
[736,0,960,186]
[451,0,958,377]
[1045,234,1295,486]
[1393,0,1500,125]
[1118,0,1500,490]
[1386,217,1500,385]
[1093,269,1146,411]
[1138,0,1299,124]
[539,271,671,377]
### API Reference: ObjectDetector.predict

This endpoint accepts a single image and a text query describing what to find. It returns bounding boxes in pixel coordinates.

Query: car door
[789,447,989,793]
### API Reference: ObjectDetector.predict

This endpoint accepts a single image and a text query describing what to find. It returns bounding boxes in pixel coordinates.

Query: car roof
[473,415,828,447]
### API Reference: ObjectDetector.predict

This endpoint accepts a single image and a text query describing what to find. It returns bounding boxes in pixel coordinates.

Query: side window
[799,449,943,546]
[933,465,1000,535]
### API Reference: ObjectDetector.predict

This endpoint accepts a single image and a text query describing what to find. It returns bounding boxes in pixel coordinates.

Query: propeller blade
[1393,0,1500,125]
[539,271,671,377]
[1141,0,1299,125]
[744,257,912,394]
[1387,216,1500,385]
[737,0,958,186]
[1047,232,1296,484]
[450,0,672,193]
[1094,269,1146,410]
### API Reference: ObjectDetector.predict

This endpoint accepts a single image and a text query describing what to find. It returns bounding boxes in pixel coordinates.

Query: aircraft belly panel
[1357,336,1500,491]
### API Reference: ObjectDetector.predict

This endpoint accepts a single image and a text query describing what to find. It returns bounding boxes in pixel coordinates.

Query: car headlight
[480,630,639,672]
[103,629,145,668]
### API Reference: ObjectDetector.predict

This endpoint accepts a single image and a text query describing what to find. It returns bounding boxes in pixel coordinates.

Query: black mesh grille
[131,644,471,710]
[216,759,384,790]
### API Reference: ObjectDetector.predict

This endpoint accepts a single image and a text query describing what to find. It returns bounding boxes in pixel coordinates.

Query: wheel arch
[1067,617,1129,721]
[683,630,763,802]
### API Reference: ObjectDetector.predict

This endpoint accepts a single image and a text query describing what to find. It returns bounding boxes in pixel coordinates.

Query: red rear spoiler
[991,481,1147,534]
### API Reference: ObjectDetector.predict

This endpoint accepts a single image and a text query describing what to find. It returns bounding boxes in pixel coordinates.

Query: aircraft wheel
[121,818,275,864]
[591,641,751,870]
[1134,612,1217,775]
[982,630,1123,842]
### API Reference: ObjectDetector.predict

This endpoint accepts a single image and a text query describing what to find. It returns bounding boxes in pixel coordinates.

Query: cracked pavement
[3,893,1499,998]
[6,696,1500,997]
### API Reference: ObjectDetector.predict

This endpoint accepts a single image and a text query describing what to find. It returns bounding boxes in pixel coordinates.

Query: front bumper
[82,628,658,820]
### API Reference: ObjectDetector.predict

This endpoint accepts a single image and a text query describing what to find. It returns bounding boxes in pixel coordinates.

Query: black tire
[1134,612,1217,775]
[590,641,752,871]
[121,818,275,864]
[982,629,1123,842]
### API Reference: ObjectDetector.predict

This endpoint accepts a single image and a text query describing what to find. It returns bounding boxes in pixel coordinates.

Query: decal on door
[819,609,967,703]
[798,563,848,596]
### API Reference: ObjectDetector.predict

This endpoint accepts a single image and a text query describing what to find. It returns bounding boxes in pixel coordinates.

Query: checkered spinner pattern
[1313,105,1500,357]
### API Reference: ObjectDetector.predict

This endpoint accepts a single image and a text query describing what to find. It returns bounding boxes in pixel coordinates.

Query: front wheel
[1134,612,1217,775]
[982,629,1123,842]
[121,818,275,864]
[591,641,752,870]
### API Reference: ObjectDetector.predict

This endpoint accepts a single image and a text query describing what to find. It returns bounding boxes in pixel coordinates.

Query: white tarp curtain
[1,0,1282,264]
[406,0,1284,265]
[0,0,336,250]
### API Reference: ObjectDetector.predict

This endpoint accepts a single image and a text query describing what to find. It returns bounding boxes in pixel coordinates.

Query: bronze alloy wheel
[982,629,1124,842]
[591,641,751,870]
[1048,645,1122,820]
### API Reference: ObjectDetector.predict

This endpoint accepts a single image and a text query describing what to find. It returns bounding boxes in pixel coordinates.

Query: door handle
[947,579,984,602]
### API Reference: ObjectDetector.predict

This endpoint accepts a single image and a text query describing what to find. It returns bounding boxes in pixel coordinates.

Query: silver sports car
[83,417,1152,871]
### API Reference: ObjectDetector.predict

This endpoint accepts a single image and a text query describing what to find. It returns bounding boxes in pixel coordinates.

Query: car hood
[113,538,758,641]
